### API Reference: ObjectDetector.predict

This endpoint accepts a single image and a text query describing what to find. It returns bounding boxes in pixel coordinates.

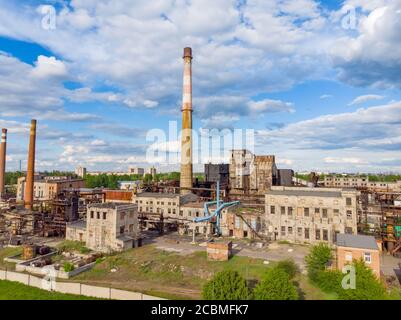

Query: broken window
[305,228,310,239]
[323,229,328,241]
[315,229,321,240]
[346,210,353,219]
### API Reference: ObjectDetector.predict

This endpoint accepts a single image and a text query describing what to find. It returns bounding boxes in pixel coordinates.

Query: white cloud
[348,94,384,105]
[31,56,68,79]
[324,157,368,165]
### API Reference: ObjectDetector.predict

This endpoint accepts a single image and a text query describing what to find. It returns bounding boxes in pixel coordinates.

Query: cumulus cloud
[31,55,68,79]
[331,1,401,88]
[348,94,384,106]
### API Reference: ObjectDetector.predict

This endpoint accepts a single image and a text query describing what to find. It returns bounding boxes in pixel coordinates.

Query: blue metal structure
[193,182,240,235]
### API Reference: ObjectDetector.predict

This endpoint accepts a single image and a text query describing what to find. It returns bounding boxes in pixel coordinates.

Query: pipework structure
[0,129,7,199]
[180,47,193,195]
[25,119,37,210]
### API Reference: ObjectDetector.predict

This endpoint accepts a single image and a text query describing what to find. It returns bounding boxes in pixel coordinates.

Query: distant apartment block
[75,166,87,178]
[324,175,401,191]
[265,186,359,245]
[129,167,145,175]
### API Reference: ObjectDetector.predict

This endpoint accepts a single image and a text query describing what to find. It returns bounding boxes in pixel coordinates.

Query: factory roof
[336,234,379,250]
[266,189,343,198]
[135,192,179,198]
[67,220,86,230]
[88,202,136,209]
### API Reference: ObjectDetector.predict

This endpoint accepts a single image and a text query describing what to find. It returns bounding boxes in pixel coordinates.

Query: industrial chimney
[0,129,7,199]
[180,47,193,195]
[25,119,37,210]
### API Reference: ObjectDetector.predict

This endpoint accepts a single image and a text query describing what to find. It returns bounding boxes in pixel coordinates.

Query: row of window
[280,226,329,241]
[270,206,353,219]
[136,200,177,206]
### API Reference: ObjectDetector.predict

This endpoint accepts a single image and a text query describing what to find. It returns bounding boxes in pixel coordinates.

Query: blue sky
[0,0,400,173]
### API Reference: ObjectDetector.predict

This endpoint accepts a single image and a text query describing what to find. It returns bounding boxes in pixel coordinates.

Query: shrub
[202,270,250,300]
[315,270,343,293]
[276,259,298,279]
[253,267,299,300]
[63,262,75,272]
[337,260,387,300]
[305,243,332,282]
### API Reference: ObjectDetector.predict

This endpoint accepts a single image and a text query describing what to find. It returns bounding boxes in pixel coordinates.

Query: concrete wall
[0,269,164,300]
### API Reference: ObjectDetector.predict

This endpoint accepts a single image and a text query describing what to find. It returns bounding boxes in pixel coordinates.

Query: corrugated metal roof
[336,234,378,250]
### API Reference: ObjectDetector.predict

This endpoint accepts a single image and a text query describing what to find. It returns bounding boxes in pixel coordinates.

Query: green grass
[296,275,338,300]
[74,245,273,299]
[0,247,22,270]
[57,240,91,254]
[0,280,101,300]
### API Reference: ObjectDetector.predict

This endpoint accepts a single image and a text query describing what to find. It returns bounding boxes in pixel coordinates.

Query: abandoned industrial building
[66,202,140,253]
[265,186,358,245]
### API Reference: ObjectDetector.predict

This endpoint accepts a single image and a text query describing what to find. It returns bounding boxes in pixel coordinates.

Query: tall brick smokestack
[25,119,36,210]
[0,129,7,199]
[180,47,193,195]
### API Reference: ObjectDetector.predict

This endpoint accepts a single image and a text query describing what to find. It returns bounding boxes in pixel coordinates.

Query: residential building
[336,234,381,278]
[129,167,145,175]
[324,175,401,192]
[265,186,359,245]
[75,167,87,178]
[118,180,141,190]
[66,202,140,253]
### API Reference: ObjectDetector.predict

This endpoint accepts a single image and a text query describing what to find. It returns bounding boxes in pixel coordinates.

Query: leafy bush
[315,269,343,293]
[253,267,299,300]
[305,243,332,282]
[202,270,250,300]
[63,262,75,272]
[337,260,387,300]
[276,259,298,279]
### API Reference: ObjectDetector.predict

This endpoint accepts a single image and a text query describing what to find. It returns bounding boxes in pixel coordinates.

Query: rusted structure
[0,129,7,199]
[180,47,193,195]
[25,119,37,210]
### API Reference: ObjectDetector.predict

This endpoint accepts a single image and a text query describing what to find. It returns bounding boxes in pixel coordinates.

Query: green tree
[276,259,298,279]
[253,267,299,300]
[305,243,332,282]
[337,260,387,300]
[202,270,250,300]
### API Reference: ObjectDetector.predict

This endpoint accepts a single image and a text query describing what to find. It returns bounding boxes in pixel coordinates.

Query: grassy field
[73,245,276,299]
[0,247,22,270]
[74,245,333,300]
[0,244,332,300]
[0,280,100,300]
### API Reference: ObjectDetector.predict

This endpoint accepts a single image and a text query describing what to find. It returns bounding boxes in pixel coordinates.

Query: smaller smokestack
[0,129,7,199]
[25,120,37,210]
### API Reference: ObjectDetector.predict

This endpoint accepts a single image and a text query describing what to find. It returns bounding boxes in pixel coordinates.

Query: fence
[0,269,164,300]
